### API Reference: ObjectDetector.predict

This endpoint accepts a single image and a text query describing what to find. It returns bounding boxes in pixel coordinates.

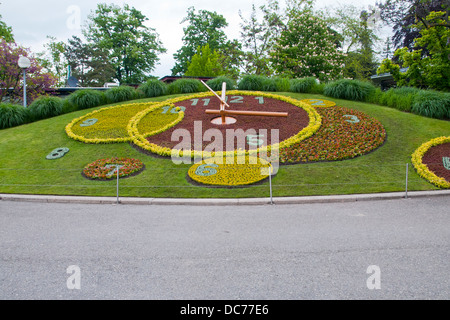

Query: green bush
[261,77,291,92]
[205,76,236,91]
[61,98,77,114]
[105,86,137,103]
[383,87,420,112]
[168,78,205,94]
[290,77,318,93]
[367,87,384,105]
[411,90,450,120]
[323,79,376,102]
[238,75,266,91]
[261,77,277,91]
[310,83,325,94]
[67,89,106,110]
[28,96,64,121]
[0,103,30,129]
[138,79,168,98]
[275,78,291,92]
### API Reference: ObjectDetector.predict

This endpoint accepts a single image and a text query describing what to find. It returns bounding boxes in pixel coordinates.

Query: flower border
[411,136,450,189]
[128,91,322,159]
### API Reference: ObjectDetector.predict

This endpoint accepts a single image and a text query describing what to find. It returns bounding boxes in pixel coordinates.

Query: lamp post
[18,56,31,107]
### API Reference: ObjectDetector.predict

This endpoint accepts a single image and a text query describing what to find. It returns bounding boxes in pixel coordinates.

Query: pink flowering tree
[270,9,346,82]
[0,40,57,105]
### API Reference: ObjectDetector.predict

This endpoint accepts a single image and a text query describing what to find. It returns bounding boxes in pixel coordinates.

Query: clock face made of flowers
[65,86,387,187]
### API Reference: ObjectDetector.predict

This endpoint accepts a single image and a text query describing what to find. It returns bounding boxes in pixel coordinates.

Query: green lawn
[0,92,449,198]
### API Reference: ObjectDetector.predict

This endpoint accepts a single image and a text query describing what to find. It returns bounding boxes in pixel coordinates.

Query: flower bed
[411,136,450,189]
[82,157,145,180]
[280,106,386,163]
[187,155,272,187]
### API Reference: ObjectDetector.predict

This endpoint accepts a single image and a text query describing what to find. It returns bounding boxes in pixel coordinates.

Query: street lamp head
[18,56,31,69]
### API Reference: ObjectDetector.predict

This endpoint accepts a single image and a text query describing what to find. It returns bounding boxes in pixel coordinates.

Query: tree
[84,3,166,84]
[343,10,379,80]
[64,36,115,87]
[0,40,57,104]
[382,37,394,59]
[239,2,280,76]
[0,13,13,42]
[377,0,447,51]
[185,44,226,77]
[377,10,450,91]
[36,36,68,86]
[270,8,345,81]
[218,39,244,79]
[326,5,380,80]
[171,7,232,76]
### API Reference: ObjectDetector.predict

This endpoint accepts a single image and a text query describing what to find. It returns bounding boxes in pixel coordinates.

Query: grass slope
[0,93,449,198]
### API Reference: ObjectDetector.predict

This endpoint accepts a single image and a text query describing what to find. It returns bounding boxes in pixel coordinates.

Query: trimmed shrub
[67,89,106,110]
[290,77,318,93]
[205,76,236,91]
[28,96,64,121]
[411,90,450,120]
[105,86,137,103]
[168,78,205,94]
[323,79,376,102]
[0,103,30,129]
[238,75,266,91]
[138,79,168,98]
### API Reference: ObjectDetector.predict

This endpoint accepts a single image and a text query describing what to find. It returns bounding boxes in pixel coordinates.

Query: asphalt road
[0,196,449,300]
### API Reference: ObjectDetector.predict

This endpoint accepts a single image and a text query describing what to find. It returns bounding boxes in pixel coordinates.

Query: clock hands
[201,81,288,125]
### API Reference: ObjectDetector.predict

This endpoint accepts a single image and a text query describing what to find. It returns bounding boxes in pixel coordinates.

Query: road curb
[1,190,449,206]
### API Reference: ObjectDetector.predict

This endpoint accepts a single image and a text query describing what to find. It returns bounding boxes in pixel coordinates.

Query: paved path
[0,195,449,300]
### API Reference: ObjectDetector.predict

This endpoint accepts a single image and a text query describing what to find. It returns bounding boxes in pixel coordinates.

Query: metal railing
[0,162,440,204]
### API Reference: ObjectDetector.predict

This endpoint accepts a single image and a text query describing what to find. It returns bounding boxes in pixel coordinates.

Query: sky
[1,0,391,79]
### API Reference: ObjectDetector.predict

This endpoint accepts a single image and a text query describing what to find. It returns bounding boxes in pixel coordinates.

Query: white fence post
[116,166,120,204]
[405,163,409,199]
[269,166,274,205]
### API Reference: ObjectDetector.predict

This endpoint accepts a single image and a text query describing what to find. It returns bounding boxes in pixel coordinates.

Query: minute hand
[200,80,231,108]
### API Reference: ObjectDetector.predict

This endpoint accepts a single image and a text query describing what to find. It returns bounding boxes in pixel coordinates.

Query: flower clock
[411,136,450,189]
[65,87,388,187]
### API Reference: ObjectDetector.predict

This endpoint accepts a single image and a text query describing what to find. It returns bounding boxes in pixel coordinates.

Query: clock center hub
[211,116,237,125]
